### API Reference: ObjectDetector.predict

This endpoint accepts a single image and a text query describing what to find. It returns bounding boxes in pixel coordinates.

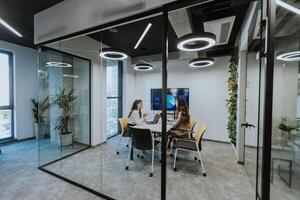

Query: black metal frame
[34,0,277,200]
[260,0,275,199]
[0,49,14,142]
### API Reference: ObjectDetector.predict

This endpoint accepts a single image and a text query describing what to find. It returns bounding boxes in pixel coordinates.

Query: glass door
[242,0,267,199]
[269,0,300,199]
[0,50,14,141]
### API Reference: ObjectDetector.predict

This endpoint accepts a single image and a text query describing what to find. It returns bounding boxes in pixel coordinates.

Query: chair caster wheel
[141,155,144,159]
[137,154,140,158]
[194,156,197,160]
[149,173,153,177]
[203,173,207,177]
[173,168,177,171]
[170,154,173,157]
[125,166,129,170]
[116,151,119,155]
[126,144,129,147]
[176,157,179,161]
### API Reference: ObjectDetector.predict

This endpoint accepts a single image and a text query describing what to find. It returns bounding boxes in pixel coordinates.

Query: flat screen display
[151,88,189,111]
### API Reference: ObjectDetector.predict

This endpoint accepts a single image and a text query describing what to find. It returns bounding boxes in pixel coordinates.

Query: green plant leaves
[52,88,77,134]
[226,48,238,144]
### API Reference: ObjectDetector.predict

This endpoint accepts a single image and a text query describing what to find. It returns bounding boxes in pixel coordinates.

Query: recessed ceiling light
[99,48,128,60]
[276,51,300,61]
[275,0,300,15]
[189,57,214,68]
[0,17,23,37]
[63,74,79,78]
[134,23,152,49]
[46,62,72,68]
[134,63,154,71]
[177,32,216,52]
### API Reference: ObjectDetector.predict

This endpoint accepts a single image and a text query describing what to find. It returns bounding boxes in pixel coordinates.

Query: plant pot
[34,122,46,140]
[34,122,38,140]
[58,132,73,146]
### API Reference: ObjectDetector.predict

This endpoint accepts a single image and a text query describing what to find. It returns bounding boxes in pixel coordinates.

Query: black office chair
[125,127,160,177]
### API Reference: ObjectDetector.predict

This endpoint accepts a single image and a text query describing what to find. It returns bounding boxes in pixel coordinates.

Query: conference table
[129,122,172,160]
[133,122,172,133]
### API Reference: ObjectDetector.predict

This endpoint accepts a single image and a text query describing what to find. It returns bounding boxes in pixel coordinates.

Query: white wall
[34,0,175,44]
[129,57,230,142]
[0,40,38,140]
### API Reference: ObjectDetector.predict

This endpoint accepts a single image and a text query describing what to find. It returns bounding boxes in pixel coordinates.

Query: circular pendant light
[99,48,128,60]
[46,62,72,68]
[276,51,300,61]
[134,63,154,71]
[177,32,216,52]
[189,57,214,68]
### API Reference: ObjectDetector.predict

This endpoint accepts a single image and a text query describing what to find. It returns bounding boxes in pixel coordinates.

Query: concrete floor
[2,137,298,200]
[43,136,255,200]
[0,140,102,200]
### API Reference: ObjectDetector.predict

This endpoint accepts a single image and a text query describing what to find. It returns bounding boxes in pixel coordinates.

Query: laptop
[146,113,161,125]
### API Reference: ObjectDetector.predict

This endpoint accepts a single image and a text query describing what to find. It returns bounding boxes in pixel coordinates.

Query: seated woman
[128,99,148,126]
[167,97,190,148]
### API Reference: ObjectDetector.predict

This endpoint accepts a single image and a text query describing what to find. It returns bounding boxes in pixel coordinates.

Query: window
[106,60,123,137]
[0,50,14,140]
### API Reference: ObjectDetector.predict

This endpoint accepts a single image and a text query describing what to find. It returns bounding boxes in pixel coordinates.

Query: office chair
[169,119,197,157]
[125,127,160,177]
[172,124,207,176]
[187,118,197,139]
[116,117,129,154]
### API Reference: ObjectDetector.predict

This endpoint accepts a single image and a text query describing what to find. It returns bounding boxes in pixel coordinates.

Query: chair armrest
[173,138,196,143]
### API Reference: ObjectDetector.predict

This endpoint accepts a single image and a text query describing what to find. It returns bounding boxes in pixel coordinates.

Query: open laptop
[146,113,161,125]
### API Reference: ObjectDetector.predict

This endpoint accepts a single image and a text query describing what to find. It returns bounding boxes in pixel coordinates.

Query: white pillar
[236,50,247,164]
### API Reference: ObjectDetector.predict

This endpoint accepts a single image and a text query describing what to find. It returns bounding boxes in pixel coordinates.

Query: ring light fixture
[134,63,154,71]
[276,51,300,61]
[99,48,128,60]
[46,62,72,68]
[177,32,216,52]
[63,74,79,78]
[189,57,214,68]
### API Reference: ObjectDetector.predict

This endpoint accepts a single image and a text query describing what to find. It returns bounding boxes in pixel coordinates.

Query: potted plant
[31,97,50,140]
[52,88,77,146]
[278,117,300,148]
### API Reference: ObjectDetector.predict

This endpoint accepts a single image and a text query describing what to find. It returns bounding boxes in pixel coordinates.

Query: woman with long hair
[173,97,190,129]
[128,99,147,126]
[167,97,190,148]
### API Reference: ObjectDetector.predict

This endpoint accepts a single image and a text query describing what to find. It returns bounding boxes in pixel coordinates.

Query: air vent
[203,16,236,45]
[219,22,231,43]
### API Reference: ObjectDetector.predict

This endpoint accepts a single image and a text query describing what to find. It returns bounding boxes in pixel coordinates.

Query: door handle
[241,122,255,129]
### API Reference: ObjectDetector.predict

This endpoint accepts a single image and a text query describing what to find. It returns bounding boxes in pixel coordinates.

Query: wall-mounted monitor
[151,88,189,111]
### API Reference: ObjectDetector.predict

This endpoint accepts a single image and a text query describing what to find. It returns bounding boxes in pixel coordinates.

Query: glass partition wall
[270,0,300,199]
[38,13,163,200]
[35,1,289,199]
[38,47,91,167]
[166,1,263,199]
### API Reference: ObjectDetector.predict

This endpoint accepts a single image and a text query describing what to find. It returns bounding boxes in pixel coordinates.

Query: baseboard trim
[202,138,230,144]
[0,136,35,146]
